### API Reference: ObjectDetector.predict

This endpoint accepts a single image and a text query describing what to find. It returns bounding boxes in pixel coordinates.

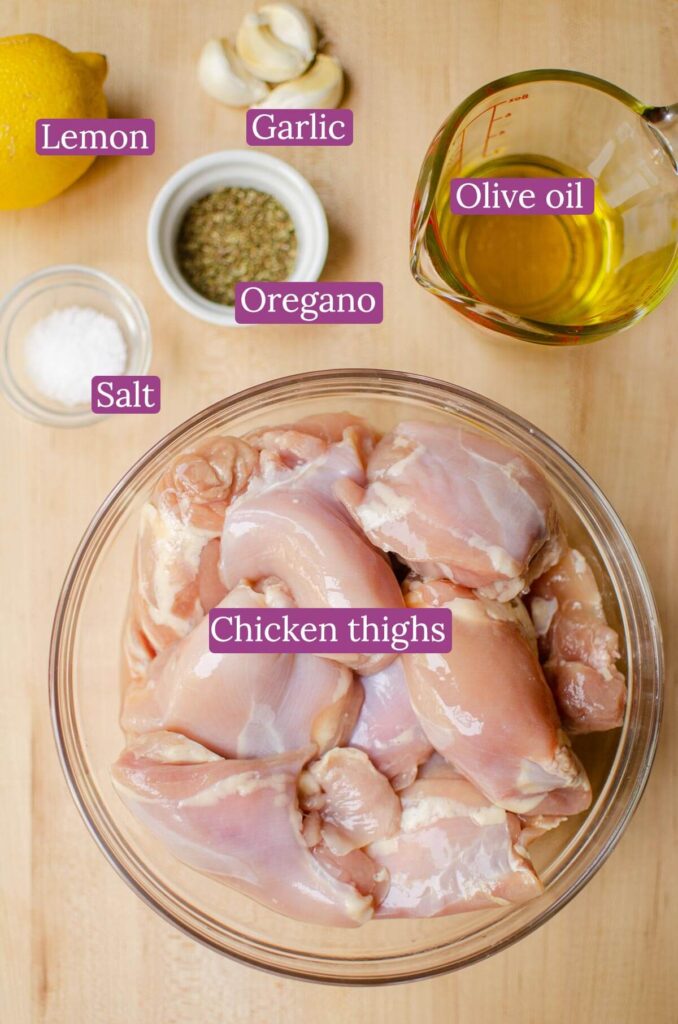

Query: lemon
[0,34,107,210]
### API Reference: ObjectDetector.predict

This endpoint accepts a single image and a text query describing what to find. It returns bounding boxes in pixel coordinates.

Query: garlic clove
[236,11,312,83]
[255,54,344,109]
[197,38,270,107]
[259,2,317,63]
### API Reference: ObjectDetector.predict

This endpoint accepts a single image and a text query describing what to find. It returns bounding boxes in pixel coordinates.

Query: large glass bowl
[50,369,662,984]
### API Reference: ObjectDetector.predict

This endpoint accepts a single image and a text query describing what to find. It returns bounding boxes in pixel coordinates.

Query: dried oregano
[176,187,297,306]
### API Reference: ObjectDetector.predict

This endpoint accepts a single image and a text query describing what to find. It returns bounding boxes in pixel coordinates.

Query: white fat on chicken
[244,412,378,475]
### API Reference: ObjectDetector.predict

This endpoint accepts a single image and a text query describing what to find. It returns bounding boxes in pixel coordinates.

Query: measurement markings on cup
[448,92,529,173]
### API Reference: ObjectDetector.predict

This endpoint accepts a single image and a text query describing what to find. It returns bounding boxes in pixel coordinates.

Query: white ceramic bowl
[147,150,329,326]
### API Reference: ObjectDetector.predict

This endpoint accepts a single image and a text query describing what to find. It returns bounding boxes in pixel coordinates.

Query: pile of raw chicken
[114,413,626,927]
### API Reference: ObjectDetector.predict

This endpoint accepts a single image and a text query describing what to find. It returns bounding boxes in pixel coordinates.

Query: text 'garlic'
[197,38,270,107]
[256,54,344,109]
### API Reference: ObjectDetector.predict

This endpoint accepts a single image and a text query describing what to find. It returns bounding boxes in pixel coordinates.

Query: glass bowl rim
[49,367,664,984]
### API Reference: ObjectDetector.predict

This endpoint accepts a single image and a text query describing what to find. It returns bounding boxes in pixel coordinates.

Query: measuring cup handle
[643,103,678,170]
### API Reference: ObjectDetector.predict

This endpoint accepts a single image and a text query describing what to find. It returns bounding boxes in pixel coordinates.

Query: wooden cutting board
[1,0,676,1020]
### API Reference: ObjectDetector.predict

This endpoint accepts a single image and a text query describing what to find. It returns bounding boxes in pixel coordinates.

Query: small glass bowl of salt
[0,265,151,427]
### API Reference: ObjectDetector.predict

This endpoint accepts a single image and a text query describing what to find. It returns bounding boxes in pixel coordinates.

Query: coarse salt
[24,305,127,407]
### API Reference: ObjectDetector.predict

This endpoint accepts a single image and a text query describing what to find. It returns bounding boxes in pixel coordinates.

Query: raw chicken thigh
[220,422,402,672]
[304,747,401,854]
[115,413,623,929]
[123,435,257,684]
[403,579,591,815]
[368,775,542,917]
[112,732,375,927]
[350,659,433,789]
[221,488,401,612]
[122,578,361,758]
[337,420,562,601]
[528,547,626,733]
[245,412,377,469]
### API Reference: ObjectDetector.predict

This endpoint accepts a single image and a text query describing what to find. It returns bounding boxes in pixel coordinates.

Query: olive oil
[437,156,623,325]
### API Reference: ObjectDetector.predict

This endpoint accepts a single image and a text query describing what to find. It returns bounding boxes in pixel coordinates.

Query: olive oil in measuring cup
[412,72,678,343]
[436,156,623,324]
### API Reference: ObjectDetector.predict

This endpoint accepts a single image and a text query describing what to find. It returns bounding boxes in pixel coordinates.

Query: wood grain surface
[1,0,676,1021]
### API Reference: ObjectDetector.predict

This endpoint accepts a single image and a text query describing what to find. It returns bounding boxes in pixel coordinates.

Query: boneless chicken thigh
[245,412,378,471]
[403,579,591,815]
[122,578,361,758]
[528,547,626,733]
[305,747,402,854]
[350,659,433,789]
[220,425,403,671]
[112,733,374,926]
[337,420,563,601]
[123,435,258,684]
[221,489,402,611]
[124,420,373,687]
[368,776,542,917]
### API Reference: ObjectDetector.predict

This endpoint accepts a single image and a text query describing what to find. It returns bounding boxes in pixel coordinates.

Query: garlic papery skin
[259,2,317,63]
[197,38,270,107]
[255,54,344,109]
[236,11,312,83]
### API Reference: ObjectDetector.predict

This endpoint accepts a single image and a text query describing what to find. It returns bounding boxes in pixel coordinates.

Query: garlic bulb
[197,38,270,107]
[255,54,344,109]
[259,2,317,63]
[236,10,313,83]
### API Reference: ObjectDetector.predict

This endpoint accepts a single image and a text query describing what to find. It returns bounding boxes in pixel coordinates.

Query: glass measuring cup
[410,69,678,344]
